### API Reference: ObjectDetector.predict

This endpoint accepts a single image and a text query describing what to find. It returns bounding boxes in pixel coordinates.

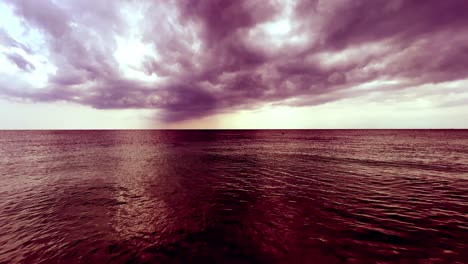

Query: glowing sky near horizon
[1,0,468,129]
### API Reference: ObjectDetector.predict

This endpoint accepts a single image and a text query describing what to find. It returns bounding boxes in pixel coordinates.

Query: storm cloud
[1,0,468,122]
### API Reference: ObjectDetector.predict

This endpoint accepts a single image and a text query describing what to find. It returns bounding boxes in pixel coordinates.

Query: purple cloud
[4,52,35,72]
[0,29,32,53]
[1,0,468,122]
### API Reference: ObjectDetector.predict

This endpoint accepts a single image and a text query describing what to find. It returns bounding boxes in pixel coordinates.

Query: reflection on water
[0,130,467,263]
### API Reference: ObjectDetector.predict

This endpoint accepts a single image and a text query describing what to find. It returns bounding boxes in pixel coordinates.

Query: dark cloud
[319,0,468,49]
[1,0,468,122]
[177,0,279,44]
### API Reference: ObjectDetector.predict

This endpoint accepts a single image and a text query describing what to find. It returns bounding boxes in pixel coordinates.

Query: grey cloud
[1,0,468,122]
[0,29,32,53]
[4,52,35,71]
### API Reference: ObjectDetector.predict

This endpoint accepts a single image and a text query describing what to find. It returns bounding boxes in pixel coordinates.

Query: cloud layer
[1,0,468,122]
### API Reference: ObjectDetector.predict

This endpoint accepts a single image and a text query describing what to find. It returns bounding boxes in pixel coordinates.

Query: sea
[0,130,467,263]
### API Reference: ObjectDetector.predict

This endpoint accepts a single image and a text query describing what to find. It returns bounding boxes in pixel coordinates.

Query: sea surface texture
[0,130,467,263]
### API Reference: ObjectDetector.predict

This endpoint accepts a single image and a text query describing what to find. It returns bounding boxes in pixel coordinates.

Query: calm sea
[0,130,467,263]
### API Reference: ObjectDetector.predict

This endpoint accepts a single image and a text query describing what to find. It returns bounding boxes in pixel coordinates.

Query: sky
[0,0,468,129]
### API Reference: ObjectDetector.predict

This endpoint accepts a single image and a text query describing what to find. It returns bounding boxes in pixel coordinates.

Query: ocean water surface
[0,130,467,263]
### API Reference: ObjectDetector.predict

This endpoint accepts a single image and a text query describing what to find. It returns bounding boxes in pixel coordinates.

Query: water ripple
[0,130,467,263]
